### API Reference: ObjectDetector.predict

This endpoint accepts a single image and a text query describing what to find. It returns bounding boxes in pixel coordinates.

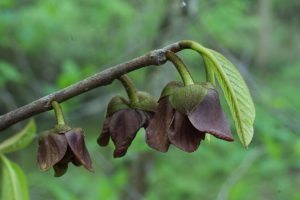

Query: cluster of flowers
[37,51,234,177]
[98,81,233,157]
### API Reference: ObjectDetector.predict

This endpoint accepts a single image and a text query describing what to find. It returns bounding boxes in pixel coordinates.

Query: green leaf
[205,49,255,147]
[0,119,36,154]
[0,154,29,200]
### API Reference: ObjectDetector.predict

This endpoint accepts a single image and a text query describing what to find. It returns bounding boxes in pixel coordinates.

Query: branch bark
[0,42,183,131]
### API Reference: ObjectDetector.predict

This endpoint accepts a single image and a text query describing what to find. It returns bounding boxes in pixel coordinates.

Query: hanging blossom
[97,75,157,158]
[37,126,93,177]
[37,101,92,177]
[146,81,233,152]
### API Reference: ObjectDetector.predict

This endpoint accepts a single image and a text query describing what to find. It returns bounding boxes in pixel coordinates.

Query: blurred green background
[1,0,300,199]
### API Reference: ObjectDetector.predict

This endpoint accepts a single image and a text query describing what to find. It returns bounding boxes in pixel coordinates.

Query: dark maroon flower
[97,92,156,158]
[146,81,233,153]
[37,126,93,177]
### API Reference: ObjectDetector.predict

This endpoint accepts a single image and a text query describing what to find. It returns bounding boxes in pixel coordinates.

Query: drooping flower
[97,89,156,158]
[146,81,233,153]
[37,125,93,177]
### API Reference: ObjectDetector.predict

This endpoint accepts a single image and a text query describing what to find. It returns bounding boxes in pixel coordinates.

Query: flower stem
[179,40,215,84]
[118,75,139,105]
[165,51,194,86]
[51,101,65,125]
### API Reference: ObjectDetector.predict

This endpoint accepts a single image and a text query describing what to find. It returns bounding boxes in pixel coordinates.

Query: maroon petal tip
[208,130,234,141]
[113,148,127,158]
[53,162,68,177]
[97,136,109,146]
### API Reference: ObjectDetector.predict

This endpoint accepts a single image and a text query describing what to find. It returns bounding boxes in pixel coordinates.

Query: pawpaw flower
[146,81,233,153]
[37,125,93,177]
[97,75,157,158]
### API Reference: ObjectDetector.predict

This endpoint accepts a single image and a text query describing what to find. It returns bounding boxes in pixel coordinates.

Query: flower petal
[188,89,234,141]
[136,110,154,128]
[146,98,173,152]
[65,129,93,171]
[97,116,111,146]
[72,157,82,166]
[168,111,205,152]
[109,109,143,158]
[37,132,67,171]
[53,162,68,177]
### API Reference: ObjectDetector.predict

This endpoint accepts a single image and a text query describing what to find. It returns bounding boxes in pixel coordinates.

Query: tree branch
[0,42,183,131]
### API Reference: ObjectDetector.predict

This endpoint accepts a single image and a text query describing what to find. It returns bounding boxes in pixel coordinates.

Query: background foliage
[1,0,300,199]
